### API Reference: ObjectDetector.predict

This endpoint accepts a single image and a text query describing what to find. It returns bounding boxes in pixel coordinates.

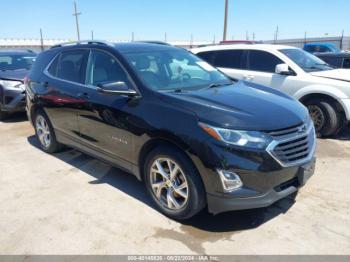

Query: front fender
[294,85,350,120]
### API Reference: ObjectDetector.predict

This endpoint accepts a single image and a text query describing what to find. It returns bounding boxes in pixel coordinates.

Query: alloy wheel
[150,158,189,210]
[36,115,51,149]
[308,105,325,132]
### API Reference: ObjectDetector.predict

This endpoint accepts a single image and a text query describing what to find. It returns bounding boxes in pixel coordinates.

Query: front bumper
[0,87,26,113]
[207,157,316,214]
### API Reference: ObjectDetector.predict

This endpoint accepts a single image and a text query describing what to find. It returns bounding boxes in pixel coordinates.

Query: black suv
[0,50,37,119]
[26,41,316,219]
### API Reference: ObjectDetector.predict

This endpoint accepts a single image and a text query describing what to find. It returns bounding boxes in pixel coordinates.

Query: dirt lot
[0,114,350,255]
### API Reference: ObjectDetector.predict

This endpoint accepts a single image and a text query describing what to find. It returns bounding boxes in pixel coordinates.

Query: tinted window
[49,50,88,83]
[248,50,283,73]
[319,56,342,68]
[196,51,215,64]
[213,50,244,69]
[86,50,129,86]
[343,58,350,68]
[0,54,36,70]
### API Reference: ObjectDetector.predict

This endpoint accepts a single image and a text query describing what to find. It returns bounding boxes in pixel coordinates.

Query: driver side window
[86,50,129,87]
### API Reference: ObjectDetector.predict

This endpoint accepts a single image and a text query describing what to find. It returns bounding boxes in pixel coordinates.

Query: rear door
[43,49,89,140]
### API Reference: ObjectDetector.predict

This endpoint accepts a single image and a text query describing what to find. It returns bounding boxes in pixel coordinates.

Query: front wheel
[34,110,63,153]
[305,99,340,137]
[144,146,206,220]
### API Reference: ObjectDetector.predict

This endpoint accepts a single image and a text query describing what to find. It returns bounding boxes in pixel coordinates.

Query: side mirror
[275,64,295,76]
[97,81,137,97]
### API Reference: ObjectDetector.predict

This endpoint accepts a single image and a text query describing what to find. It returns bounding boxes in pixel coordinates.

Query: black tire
[144,145,206,220]
[34,109,63,153]
[0,110,7,121]
[305,99,340,137]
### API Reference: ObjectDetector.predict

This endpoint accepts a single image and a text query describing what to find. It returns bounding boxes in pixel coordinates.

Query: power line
[73,1,81,41]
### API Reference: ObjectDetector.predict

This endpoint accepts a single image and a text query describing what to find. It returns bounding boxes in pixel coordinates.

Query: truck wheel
[34,109,63,153]
[306,99,340,137]
[144,145,206,220]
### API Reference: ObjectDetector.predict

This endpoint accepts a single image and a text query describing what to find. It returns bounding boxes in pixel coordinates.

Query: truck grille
[266,123,316,167]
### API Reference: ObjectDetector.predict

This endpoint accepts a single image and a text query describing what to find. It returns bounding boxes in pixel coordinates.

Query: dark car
[26,41,316,219]
[303,42,341,54]
[0,50,37,120]
[316,52,350,69]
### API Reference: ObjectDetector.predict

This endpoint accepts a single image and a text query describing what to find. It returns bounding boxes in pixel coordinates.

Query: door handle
[244,75,254,81]
[77,92,90,99]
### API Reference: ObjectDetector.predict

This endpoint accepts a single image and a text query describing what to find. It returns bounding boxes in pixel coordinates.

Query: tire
[305,99,340,137]
[34,109,63,153]
[0,110,7,121]
[144,145,206,220]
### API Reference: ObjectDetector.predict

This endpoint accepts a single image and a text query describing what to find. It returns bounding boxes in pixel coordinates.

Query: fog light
[217,170,243,192]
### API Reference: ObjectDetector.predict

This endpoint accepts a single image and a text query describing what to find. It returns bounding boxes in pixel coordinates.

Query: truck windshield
[280,49,334,72]
[123,49,232,92]
[0,54,36,71]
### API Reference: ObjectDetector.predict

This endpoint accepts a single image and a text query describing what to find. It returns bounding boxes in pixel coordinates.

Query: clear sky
[1,0,349,41]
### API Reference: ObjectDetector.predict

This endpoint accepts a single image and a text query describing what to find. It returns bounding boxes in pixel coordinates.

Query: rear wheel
[305,99,340,137]
[144,146,206,220]
[34,110,63,153]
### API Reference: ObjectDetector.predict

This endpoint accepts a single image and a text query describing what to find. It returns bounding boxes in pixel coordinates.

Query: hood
[161,81,309,131]
[310,69,350,82]
[0,69,28,82]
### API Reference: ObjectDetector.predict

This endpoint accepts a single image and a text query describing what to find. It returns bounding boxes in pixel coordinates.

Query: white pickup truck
[192,44,350,137]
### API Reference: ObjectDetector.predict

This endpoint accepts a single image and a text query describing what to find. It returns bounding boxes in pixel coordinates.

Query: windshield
[123,49,232,92]
[0,54,36,71]
[280,48,334,72]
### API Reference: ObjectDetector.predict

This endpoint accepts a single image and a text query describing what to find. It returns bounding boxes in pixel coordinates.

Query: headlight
[199,122,273,149]
[0,80,23,89]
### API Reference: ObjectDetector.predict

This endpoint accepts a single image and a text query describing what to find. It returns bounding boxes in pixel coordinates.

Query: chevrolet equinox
[26,41,316,219]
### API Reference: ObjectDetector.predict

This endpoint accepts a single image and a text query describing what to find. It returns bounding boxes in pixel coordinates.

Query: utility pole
[252,32,255,41]
[164,32,167,42]
[91,30,94,40]
[131,32,134,41]
[246,31,249,40]
[190,33,193,48]
[213,35,216,44]
[274,26,279,44]
[304,31,307,44]
[39,28,44,51]
[223,0,229,41]
[340,29,344,50]
[73,1,81,41]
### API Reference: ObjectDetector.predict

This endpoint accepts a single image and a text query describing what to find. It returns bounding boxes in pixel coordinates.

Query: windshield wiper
[208,82,233,89]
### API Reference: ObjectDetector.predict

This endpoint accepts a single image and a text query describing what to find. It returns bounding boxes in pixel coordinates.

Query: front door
[78,49,137,164]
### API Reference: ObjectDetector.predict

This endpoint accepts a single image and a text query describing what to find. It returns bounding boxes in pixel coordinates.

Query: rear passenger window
[248,50,283,73]
[197,51,215,64]
[343,58,350,68]
[197,50,245,70]
[212,50,245,69]
[48,50,89,84]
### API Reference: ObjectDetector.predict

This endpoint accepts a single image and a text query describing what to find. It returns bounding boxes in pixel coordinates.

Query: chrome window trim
[43,48,90,88]
[266,124,316,168]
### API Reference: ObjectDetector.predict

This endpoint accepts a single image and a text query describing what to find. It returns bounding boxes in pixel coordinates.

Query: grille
[267,123,315,167]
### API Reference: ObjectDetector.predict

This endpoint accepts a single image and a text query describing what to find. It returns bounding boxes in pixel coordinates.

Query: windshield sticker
[196,61,217,72]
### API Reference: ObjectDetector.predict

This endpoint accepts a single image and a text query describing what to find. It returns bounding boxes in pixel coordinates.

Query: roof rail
[135,41,171,46]
[50,40,112,49]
